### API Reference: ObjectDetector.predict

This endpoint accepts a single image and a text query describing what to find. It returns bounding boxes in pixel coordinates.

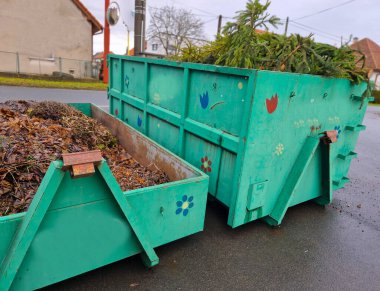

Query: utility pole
[103,0,110,84]
[217,15,222,36]
[134,0,146,56]
[284,16,289,36]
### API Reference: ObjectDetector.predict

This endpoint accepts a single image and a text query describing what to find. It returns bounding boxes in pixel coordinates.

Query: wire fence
[0,51,101,79]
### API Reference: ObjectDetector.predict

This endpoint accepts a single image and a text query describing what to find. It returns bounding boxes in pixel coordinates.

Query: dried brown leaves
[0,101,169,216]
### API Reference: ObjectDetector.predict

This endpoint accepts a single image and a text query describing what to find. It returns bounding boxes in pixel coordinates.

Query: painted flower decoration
[176,195,194,216]
[334,125,342,139]
[137,115,142,127]
[114,108,119,117]
[266,94,278,114]
[294,119,305,128]
[200,91,209,109]
[275,143,284,156]
[200,156,212,173]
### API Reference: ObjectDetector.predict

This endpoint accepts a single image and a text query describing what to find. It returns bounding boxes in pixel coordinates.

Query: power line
[203,18,218,25]
[293,0,357,21]
[148,6,216,19]
[149,2,236,25]
[288,22,341,43]
[150,32,211,43]
[291,20,348,42]
[171,0,218,16]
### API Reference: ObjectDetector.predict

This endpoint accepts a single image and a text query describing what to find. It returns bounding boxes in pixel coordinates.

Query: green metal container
[108,55,373,228]
[0,104,208,291]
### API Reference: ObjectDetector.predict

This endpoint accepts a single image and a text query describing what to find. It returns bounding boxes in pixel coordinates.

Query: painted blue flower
[200,91,209,109]
[175,195,194,216]
[334,125,342,139]
[125,75,130,88]
[137,115,142,127]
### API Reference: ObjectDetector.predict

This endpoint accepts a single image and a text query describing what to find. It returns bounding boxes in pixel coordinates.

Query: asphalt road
[1,86,379,290]
[0,85,108,109]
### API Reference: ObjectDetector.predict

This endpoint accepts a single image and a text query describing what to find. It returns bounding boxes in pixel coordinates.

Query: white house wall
[0,0,93,77]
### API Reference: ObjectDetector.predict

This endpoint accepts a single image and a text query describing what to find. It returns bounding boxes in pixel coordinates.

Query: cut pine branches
[173,0,367,84]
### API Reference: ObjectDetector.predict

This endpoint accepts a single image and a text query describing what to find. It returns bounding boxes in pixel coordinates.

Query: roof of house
[255,29,267,34]
[93,51,115,59]
[72,0,103,34]
[350,38,380,70]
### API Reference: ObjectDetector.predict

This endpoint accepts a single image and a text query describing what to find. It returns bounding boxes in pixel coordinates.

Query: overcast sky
[81,0,380,54]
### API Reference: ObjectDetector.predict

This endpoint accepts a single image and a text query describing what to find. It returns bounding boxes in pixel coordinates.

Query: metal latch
[62,150,103,178]
[320,130,338,144]
[247,180,268,211]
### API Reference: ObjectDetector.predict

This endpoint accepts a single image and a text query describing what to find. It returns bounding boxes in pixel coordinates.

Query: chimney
[353,37,359,43]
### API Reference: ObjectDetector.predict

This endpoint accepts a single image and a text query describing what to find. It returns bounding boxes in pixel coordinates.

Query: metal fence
[0,50,100,79]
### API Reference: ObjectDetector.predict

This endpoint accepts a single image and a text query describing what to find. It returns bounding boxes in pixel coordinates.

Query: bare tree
[148,6,205,55]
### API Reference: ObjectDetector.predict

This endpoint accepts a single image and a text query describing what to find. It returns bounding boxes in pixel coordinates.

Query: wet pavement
[1,86,379,290]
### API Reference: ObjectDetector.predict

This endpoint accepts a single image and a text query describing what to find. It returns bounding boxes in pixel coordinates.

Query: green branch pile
[174,0,367,83]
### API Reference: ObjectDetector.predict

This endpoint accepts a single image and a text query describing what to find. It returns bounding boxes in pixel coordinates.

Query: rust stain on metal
[321,130,338,144]
[72,163,96,177]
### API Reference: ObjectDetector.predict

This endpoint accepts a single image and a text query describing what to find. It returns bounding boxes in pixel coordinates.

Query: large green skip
[107,55,372,228]
[0,104,209,291]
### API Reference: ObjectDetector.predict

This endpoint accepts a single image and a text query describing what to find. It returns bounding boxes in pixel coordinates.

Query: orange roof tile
[93,51,115,59]
[351,38,380,70]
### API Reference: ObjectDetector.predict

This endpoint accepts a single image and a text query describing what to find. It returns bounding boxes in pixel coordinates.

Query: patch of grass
[369,103,380,107]
[0,76,107,91]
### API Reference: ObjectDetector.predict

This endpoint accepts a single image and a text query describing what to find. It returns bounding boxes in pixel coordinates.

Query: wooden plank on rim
[62,150,102,167]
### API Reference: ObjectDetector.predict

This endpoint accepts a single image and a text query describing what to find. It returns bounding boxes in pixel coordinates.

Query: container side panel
[6,171,207,291]
[68,103,92,117]
[123,103,144,133]
[230,71,368,227]
[148,115,180,154]
[0,217,22,267]
[148,65,184,114]
[184,133,221,196]
[10,173,140,291]
[187,71,248,136]
[91,105,197,181]
[110,58,121,93]
[123,61,145,100]
[127,178,209,247]
[215,150,237,207]
[109,56,370,227]
[110,96,121,118]
[49,171,110,211]
[290,146,323,206]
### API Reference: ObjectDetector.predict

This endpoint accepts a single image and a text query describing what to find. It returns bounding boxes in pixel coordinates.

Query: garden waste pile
[174,0,367,83]
[0,101,169,216]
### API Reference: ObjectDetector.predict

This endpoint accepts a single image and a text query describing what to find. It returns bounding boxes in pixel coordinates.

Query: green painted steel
[68,103,93,116]
[108,55,372,228]
[0,104,208,291]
